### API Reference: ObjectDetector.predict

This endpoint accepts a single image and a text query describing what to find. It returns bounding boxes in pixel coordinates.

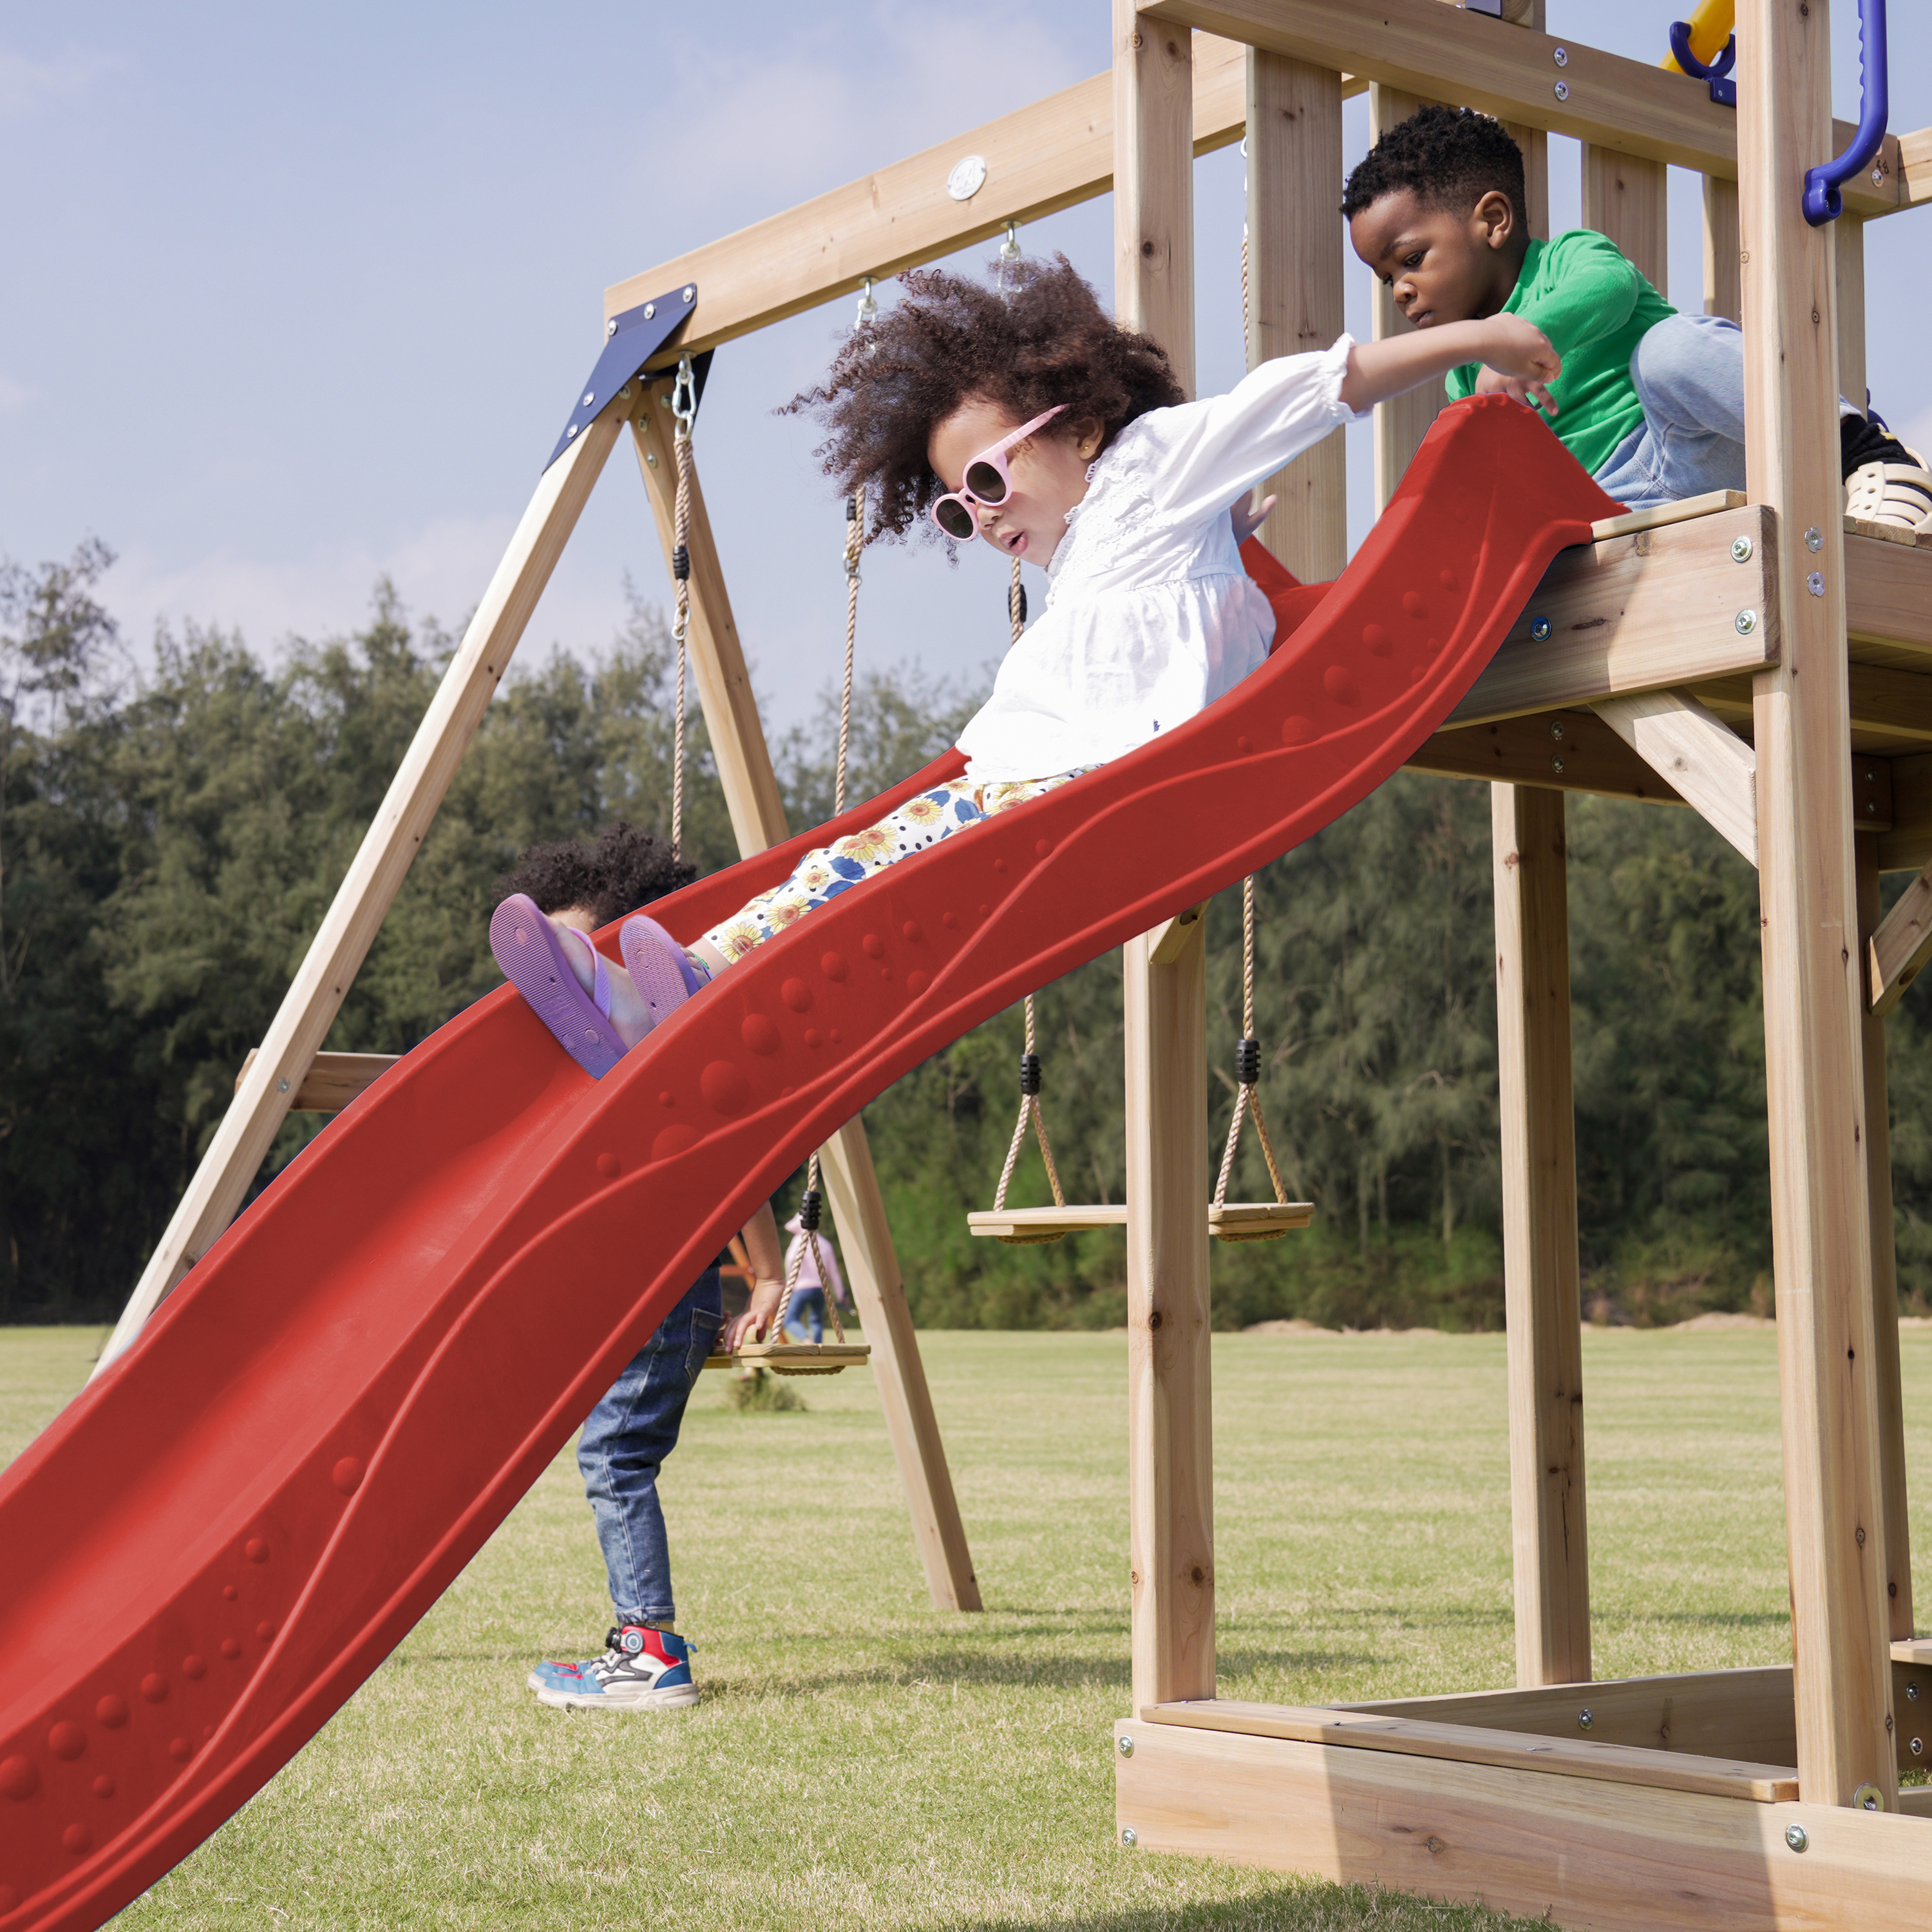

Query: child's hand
[1473,316,1561,416]
[1230,493,1277,545]
[726,1275,786,1351]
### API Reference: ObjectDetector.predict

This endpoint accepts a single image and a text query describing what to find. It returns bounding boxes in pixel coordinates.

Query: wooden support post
[1703,175,1743,322]
[1739,0,1895,1809]
[1245,51,1345,580]
[1492,784,1589,1687]
[1580,147,1669,289]
[1369,83,1444,511]
[1117,0,1213,1712]
[1857,844,1914,1643]
[95,412,628,1376]
[627,399,983,1614]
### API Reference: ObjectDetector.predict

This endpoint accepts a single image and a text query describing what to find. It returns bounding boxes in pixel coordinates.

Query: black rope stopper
[1235,1037,1261,1086]
[1019,1052,1042,1097]
[798,1188,823,1233]
[1008,580,1027,626]
[846,497,860,523]
[671,543,690,580]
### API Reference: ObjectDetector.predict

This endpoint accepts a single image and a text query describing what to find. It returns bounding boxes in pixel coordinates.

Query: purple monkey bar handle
[1803,0,1888,225]
[1669,21,1736,108]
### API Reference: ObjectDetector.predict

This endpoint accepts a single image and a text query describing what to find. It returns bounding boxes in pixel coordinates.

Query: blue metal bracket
[1668,21,1736,108]
[1804,0,1888,225]
[544,283,699,473]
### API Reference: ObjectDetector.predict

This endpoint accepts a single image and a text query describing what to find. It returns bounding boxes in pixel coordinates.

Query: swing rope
[1213,873,1290,1211]
[765,281,878,1347]
[668,354,697,858]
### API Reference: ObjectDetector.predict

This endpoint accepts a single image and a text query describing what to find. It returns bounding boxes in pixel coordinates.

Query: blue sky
[3,1,1926,741]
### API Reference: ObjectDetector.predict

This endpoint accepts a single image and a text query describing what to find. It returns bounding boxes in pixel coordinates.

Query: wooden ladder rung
[236,1048,402,1113]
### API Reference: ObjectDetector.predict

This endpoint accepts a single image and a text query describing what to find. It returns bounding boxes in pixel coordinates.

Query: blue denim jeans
[782,1285,826,1343]
[1592,313,1748,512]
[576,1267,723,1626]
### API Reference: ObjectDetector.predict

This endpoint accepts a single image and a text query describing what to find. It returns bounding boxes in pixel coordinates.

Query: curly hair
[1340,104,1526,232]
[786,254,1185,542]
[498,822,696,926]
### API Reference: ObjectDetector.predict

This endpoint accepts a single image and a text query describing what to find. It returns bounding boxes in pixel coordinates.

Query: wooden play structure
[75,0,1932,1923]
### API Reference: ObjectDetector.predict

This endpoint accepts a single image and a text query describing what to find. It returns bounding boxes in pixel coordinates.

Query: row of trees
[6,541,1932,1327]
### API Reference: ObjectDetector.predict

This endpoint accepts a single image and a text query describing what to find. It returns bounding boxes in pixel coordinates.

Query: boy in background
[1343,104,1929,529]
[504,824,787,1712]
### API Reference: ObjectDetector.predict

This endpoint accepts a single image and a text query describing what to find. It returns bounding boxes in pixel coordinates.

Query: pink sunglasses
[929,405,1066,542]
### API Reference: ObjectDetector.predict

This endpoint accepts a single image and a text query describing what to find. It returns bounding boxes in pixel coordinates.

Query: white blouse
[955,335,1364,785]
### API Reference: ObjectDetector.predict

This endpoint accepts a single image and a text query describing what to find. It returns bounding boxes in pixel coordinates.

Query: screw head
[1121,1826,1138,1848]
[1117,1734,1135,1757]
[566,424,578,438]
[1730,535,1754,562]
[1577,1708,1593,1730]
[1805,526,1824,552]
[1913,1736,1924,1756]
[605,317,618,337]
[643,302,655,319]
[1735,608,1758,634]
[947,153,989,201]
[1554,80,1570,100]
[1785,1823,1809,1852]
[1549,721,1565,741]
[1908,1681,1921,1701]
[1854,1783,1884,1812]
[645,451,658,468]
[582,392,595,407]
[1808,571,1825,597]
[1553,45,1569,66]
[683,286,695,302]
[1530,615,1552,641]
[1551,755,1566,774]
[277,1078,290,1094]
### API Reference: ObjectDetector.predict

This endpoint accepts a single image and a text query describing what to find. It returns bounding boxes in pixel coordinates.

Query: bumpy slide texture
[0,397,1615,1931]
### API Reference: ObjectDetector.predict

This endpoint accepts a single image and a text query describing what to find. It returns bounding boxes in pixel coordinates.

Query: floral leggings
[702,769,1088,965]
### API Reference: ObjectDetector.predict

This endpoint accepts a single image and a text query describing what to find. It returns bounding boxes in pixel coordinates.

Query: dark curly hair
[1340,104,1526,232]
[786,254,1185,541]
[498,822,695,926]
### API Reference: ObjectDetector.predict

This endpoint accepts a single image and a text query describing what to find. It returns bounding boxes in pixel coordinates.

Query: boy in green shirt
[1340,104,1929,530]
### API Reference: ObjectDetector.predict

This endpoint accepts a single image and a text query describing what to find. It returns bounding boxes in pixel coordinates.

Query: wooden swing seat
[703,1340,871,1376]
[967,1202,1313,1244]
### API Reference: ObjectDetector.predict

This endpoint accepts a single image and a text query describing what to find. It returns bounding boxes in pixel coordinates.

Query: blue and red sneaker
[527,1623,699,1711]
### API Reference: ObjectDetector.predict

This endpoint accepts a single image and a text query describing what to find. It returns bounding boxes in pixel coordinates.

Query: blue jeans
[782,1285,826,1343]
[576,1267,722,1626]
[1593,312,1853,511]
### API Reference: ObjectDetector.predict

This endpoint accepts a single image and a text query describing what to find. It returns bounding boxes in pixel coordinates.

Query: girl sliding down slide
[491,254,1561,1065]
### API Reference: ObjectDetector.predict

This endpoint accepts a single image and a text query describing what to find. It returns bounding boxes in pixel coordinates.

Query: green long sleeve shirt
[1444,230,1677,477]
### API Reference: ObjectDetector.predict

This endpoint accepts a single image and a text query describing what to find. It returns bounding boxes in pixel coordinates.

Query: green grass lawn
[8,1323,1931,1930]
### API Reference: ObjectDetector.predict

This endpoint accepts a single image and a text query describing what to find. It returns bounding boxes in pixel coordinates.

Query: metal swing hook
[670,354,698,436]
[1803,0,1889,225]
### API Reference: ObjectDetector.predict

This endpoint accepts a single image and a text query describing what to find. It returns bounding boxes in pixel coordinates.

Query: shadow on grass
[965,1877,1542,1931]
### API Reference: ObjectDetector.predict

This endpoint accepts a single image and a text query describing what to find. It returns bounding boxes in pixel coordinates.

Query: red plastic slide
[0,397,1615,1929]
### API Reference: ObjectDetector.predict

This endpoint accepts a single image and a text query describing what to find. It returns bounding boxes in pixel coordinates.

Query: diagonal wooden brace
[1593,687,1758,867]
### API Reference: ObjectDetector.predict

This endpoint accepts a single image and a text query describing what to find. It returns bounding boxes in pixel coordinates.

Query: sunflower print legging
[701,768,1090,966]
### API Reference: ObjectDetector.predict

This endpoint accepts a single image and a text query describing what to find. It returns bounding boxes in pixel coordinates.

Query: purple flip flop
[620,913,705,1025]
[489,895,627,1080]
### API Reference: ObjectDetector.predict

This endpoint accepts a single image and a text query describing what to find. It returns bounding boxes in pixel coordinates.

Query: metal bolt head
[1785,1823,1809,1852]
[1735,608,1758,634]
[1121,1826,1139,1848]
[1117,1734,1135,1757]
[1530,615,1552,641]
[1805,526,1824,552]
[1554,80,1570,100]
[1808,572,1825,597]
[1551,755,1566,774]
[645,451,659,469]
[1553,45,1569,66]
[1908,1681,1921,1701]
[1913,1736,1924,1756]
[566,423,578,438]
[947,153,989,201]
[1854,1783,1884,1812]
[582,391,595,407]
[605,317,618,337]
[1549,721,1565,741]
[683,285,695,302]
[1577,1708,1593,1730]
[1730,535,1754,562]
[643,302,655,320]
[277,1078,290,1094]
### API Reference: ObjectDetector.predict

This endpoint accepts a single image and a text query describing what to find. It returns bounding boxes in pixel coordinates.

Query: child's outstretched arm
[1340,315,1561,417]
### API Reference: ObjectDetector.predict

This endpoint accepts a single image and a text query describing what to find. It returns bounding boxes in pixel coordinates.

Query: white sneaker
[1846,459,1932,533]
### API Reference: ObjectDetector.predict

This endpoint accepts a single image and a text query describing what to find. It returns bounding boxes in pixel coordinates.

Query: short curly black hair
[785,254,1185,542]
[1341,104,1527,232]
[498,822,696,926]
